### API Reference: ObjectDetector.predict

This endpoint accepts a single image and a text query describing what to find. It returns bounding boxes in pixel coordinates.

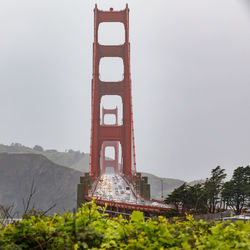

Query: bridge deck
[92,174,136,203]
[89,174,172,214]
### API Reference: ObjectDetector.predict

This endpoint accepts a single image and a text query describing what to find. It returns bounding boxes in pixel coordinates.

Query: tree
[165,183,188,214]
[186,184,207,213]
[165,183,207,214]
[204,166,226,213]
[221,166,250,215]
[33,145,44,152]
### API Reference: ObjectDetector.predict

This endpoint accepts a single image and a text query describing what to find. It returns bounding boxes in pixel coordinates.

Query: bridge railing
[84,196,171,214]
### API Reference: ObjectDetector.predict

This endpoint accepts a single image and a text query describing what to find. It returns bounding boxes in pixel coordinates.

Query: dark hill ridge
[0,153,84,215]
[0,143,187,207]
[0,143,89,172]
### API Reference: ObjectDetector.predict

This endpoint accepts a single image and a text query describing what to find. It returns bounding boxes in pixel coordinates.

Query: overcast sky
[0,0,250,181]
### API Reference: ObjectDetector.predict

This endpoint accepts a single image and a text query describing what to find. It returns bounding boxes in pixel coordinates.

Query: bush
[0,201,249,249]
[162,208,180,218]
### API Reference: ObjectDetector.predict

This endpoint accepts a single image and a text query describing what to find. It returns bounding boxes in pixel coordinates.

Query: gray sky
[0,0,250,181]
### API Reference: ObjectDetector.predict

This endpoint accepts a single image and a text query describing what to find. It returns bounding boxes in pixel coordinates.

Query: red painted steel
[85,196,171,214]
[101,141,119,175]
[89,4,136,181]
[101,107,118,126]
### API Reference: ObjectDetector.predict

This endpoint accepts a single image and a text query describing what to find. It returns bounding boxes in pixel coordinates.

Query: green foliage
[204,166,227,213]
[162,208,179,218]
[222,166,250,215]
[166,166,250,215]
[164,183,188,213]
[0,201,249,249]
[165,183,207,214]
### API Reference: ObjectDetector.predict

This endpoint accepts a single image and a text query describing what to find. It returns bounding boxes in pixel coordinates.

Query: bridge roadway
[91,174,171,209]
[92,174,136,203]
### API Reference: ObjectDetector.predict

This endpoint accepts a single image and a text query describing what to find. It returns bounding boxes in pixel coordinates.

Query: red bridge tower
[89,4,136,182]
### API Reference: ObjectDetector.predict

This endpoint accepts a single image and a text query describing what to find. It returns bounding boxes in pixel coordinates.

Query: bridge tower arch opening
[100,106,121,175]
[98,22,125,45]
[100,96,123,125]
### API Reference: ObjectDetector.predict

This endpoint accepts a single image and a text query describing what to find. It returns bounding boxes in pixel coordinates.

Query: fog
[0,0,249,181]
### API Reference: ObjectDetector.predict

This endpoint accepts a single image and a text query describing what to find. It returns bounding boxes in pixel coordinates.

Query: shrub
[0,201,249,249]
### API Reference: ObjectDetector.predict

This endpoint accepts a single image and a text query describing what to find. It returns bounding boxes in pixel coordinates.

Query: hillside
[0,143,186,202]
[0,143,89,172]
[142,172,185,200]
[0,153,84,215]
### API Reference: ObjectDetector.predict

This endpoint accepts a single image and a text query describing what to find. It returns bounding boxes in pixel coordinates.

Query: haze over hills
[0,153,84,215]
[0,143,89,172]
[142,173,184,201]
[0,143,187,214]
